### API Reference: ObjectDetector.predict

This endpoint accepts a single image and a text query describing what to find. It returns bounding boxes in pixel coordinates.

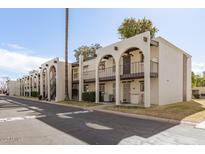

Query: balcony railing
[72,61,158,82]
[99,66,115,78]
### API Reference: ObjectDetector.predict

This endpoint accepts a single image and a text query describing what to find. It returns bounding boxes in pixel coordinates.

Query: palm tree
[65,8,69,100]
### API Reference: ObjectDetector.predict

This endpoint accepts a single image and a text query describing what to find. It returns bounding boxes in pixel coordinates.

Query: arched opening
[38,74,40,94]
[42,68,48,99]
[119,47,145,105]
[97,55,116,103]
[49,66,56,101]
[31,75,37,97]
[26,77,30,96]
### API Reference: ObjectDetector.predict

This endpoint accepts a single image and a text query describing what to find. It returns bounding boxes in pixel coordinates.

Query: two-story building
[72,32,192,107]
[14,32,191,108]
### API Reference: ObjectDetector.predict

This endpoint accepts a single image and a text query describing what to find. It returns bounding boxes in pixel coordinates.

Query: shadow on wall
[0,96,179,145]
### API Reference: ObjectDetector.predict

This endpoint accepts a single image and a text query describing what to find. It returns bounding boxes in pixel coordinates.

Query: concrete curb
[9,96,92,110]
[92,108,197,126]
[9,96,198,126]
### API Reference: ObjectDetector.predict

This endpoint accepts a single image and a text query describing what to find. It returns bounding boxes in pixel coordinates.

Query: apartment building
[13,32,191,107]
[6,80,20,96]
[72,32,192,107]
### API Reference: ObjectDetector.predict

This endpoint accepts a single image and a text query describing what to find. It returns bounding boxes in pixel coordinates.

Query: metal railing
[73,73,79,81]
[99,66,115,78]
[72,61,158,81]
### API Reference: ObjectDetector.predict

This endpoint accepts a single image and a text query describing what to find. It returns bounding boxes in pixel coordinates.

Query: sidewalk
[9,96,198,126]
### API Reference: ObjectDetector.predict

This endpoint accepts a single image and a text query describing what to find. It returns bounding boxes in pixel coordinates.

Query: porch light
[46,64,49,67]
[114,46,118,51]
[54,60,57,63]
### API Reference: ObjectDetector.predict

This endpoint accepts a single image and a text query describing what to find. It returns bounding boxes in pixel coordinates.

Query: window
[99,61,105,71]
[192,90,199,95]
[73,68,79,79]
[83,65,89,73]
[140,81,144,92]
[84,85,89,92]
[99,84,105,92]
[113,83,115,95]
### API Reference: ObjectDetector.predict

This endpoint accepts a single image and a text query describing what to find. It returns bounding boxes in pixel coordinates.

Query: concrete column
[68,64,72,100]
[23,80,25,96]
[79,54,84,101]
[40,70,43,96]
[95,63,99,103]
[29,77,31,97]
[115,59,120,105]
[144,42,151,108]
[36,75,39,94]
[47,68,51,101]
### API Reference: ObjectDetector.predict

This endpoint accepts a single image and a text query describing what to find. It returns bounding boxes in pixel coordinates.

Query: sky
[0,8,205,80]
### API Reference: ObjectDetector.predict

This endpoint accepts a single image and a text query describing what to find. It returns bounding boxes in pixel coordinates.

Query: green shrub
[82,91,96,102]
[31,91,40,97]
[193,93,200,99]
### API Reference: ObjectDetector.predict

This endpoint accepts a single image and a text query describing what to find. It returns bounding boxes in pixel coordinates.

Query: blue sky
[0,8,205,79]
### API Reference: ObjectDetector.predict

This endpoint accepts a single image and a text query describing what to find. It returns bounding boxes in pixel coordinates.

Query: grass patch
[60,100,101,108]
[103,100,205,123]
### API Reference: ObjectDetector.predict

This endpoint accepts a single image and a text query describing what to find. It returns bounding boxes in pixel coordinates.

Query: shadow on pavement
[0,96,178,145]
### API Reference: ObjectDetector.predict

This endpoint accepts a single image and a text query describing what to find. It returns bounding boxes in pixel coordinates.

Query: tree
[74,43,102,61]
[192,72,205,87]
[118,17,158,39]
[0,77,9,93]
[192,72,197,87]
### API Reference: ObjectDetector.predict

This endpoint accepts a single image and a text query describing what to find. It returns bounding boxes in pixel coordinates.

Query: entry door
[99,84,105,102]
[123,55,131,74]
[123,82,131,103]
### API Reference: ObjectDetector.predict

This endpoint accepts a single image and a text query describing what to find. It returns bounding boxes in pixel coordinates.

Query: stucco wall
[83,58,96,71]
[157,39,184,105]
[56,62,65,101]
[7,80,20,96]
[150,78,159,105]
[186,57,192,101]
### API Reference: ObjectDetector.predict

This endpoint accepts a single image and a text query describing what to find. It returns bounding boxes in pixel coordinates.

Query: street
[0,95,205,145]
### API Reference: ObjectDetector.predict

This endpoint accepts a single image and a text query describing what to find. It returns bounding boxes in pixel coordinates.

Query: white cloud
[192,62,205,75]
[0,48,50,74]
[1,42,26,50]
[6,43,25,50]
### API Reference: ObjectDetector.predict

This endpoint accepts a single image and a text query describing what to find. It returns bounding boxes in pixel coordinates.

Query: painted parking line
[56,110,93,119]
[0,115,46,123]
[0,110,93,123]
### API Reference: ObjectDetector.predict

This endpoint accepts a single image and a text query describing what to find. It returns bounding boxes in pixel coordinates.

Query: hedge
[193,93,200,99]
[82,91,96,102]
[31,91,40,97]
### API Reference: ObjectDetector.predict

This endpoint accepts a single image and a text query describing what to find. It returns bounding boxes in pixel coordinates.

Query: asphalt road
[0,95,205,145]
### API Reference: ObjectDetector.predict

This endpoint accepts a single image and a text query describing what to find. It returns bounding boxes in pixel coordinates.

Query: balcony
[72,61,158,83]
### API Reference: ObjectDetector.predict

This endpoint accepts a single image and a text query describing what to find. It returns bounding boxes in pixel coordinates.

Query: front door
[123,55,131,74]
[123,82,131,103]
[99,84,105,102]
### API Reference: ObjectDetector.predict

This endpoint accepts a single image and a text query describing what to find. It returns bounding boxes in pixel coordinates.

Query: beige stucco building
[12,32,191,107]
[72,32,192,107]
[6,80,20,96]
[192,87,205,99]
